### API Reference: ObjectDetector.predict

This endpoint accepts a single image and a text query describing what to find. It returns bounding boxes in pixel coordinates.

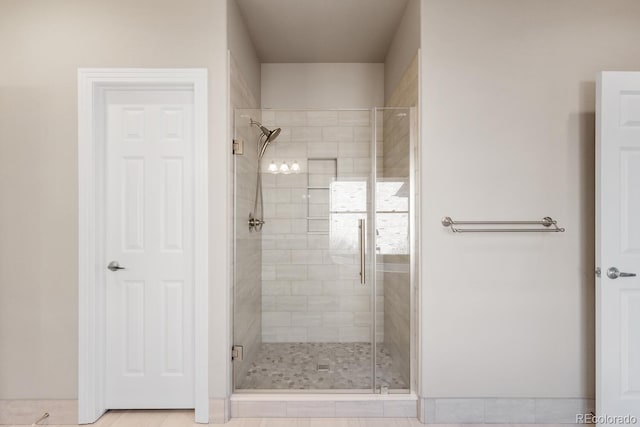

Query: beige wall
[228,0,261,104]
[420,0,640,398]
[384,0,420,103]
[0,0,228,399]
[6,0,640,405]
[261,63,384,109]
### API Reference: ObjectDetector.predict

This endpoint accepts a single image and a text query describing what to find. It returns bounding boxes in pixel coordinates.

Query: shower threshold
[230,392,418,418]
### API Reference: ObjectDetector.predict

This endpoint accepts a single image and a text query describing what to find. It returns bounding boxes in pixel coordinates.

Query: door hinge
[232,139,244,155]
[232,345,243,361]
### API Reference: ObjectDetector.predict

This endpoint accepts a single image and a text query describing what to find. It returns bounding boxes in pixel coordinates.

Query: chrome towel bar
[441,216,565,233]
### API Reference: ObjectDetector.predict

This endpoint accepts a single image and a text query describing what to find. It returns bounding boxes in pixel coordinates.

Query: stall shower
[233,108,415,393]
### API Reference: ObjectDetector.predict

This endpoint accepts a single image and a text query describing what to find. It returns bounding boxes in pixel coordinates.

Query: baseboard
[0,396,592,424]
[0,399,78,425]
[209,398,229,424]
[230,394,417,418]
[419,397,596,424]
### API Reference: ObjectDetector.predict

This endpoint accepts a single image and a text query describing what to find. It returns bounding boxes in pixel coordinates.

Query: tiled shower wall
[381,53,419,385]
[231,55,261,385]
[259,110,385,343]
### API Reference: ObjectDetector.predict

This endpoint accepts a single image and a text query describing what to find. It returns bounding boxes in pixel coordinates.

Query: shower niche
[306,158,336,234]
[233,108,414,393]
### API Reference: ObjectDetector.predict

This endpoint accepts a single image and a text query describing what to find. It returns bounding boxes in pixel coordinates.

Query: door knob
[606,267,636,279]
[107,261,125,272]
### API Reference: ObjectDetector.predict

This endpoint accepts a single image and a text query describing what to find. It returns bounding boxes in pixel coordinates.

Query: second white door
[597,71,640,420]
[105,89,195,409]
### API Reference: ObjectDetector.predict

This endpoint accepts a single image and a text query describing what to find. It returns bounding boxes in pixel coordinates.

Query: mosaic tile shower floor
[237,342,408,390]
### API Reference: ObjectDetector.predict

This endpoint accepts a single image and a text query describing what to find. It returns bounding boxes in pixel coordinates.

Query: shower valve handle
[250,218,265,226]
[248,215,265,231]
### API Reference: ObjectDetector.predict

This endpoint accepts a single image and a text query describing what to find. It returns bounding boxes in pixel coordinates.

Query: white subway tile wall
[260,110,383,344]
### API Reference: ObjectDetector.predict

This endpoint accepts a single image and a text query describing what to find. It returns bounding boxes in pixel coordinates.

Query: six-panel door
[105,89,195,408]
[597,72,640,419]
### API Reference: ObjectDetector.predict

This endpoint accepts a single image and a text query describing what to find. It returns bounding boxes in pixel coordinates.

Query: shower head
[251,118,282,160]
[251,119,281,143]
[263,126,281,143]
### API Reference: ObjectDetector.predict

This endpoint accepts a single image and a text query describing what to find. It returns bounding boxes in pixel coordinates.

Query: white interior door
[597,71,640,420]
[105,89,195,409]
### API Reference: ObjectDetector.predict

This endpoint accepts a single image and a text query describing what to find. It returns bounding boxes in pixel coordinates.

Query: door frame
[78,69,209,424]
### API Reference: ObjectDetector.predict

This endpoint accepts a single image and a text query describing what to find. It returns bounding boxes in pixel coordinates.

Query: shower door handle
[359,219,366,285]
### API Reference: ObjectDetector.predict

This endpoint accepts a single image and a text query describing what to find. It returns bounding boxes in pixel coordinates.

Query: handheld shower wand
[248,119,282,232]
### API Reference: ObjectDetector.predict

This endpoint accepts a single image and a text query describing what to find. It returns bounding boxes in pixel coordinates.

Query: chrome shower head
[263,126,281,143]
[251,118,281,160]
[251,119,281,143]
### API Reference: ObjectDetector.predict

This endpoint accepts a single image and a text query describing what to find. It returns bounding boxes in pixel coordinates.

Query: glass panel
[233,109,374,391]
[376,181,409,255]
[232,109,263,391]
[374,107,412,392]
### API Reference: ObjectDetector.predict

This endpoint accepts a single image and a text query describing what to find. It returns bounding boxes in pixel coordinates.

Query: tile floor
[0,409,593,426]
[237,343,407,390]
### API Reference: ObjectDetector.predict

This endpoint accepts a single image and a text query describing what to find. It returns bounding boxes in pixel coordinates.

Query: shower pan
[232,108,415,394]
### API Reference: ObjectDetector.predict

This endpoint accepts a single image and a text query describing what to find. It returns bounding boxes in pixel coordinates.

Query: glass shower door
[232,109,376,391]
[321,149,375,390]
[232,108,415,393]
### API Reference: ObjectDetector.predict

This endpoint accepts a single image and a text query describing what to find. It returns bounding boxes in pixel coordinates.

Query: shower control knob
[606,267,636,279]
[248,214,266,231]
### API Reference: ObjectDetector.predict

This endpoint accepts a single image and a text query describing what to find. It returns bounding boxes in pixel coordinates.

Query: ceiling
[235,0,409,63]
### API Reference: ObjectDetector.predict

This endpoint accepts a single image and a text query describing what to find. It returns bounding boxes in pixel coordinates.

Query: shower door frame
[231,107,416,395]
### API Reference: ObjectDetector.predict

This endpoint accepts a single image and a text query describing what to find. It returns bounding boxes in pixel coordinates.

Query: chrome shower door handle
[107,261,125,272]
[607,267,636,279]
[359,219,366,285]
